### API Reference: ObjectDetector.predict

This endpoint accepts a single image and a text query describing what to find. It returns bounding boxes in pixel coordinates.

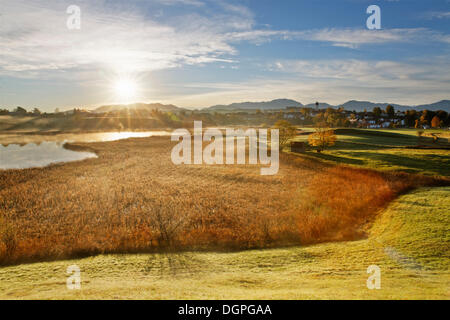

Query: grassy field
[3,136,445,265]
[0,187,448,300]
[0,129,448,299]
[294,128,450,176]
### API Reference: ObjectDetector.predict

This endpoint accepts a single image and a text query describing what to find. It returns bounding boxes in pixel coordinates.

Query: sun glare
[114,78,138,102]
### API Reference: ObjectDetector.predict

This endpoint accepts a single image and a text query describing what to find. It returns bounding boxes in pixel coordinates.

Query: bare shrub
[148,198,187,249]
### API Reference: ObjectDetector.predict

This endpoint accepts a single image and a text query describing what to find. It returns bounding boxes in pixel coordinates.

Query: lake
[0,131,170,170]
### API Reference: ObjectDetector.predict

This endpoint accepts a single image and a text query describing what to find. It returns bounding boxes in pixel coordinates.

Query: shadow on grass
[328,141,391,151]
[341,151,450,176]
[301,147,450,176]
[335,129,444,147]
[303,150,366,166]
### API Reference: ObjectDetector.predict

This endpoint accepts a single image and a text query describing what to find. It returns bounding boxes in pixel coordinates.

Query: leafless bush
[148,198,187,249]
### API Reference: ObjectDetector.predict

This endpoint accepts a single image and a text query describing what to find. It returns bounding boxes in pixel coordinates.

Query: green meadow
[294,128,450,176]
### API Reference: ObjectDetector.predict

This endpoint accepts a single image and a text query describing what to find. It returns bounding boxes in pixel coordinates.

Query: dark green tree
[386,105,395,118]
[373,107,382,118]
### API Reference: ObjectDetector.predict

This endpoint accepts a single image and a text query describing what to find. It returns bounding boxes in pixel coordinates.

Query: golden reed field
[0,136,447,265]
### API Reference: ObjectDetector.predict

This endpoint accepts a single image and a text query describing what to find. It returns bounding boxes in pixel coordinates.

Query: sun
[114,78,138,103]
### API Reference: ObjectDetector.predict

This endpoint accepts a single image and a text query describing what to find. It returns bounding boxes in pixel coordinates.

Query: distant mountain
[340,100,410,112]
[304,102,335,109]
[339,100,450,112]
[208,99,303,111]
[207,99,450,112]
[93,103,182,113]
[91,99,450,114]
[415,100,450,112]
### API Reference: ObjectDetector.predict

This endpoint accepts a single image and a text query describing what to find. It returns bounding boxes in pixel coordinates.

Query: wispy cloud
[2,0,449,80]
[0,0,449,109]
[270,58,450,83]
[425,11,450,19]
[227,28,450,48]
[0,0,242,78]
[157,0,205,6]
[168,57,450,107]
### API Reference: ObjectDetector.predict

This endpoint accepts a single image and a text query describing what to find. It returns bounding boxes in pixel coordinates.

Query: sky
[0,0,449,111]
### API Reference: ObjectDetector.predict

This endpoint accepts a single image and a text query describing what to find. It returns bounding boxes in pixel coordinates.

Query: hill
[341,100,450,112]
[208,99,303,111]
[93,103,182,113]
[206,99,450,112]
[340,100,410,112]
[415,100,450,112]
[303,102,335,109]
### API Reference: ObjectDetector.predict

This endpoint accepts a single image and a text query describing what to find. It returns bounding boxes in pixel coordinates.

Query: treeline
[0,106,43,116]
[403,109,449,128]
[1,105,449,129]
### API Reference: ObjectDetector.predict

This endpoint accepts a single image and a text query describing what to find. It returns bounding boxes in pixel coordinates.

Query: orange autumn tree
[431,116,441,128]
[308,122,337,152]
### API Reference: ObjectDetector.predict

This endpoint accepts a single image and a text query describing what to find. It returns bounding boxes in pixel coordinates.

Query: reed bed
[0,136,446,265]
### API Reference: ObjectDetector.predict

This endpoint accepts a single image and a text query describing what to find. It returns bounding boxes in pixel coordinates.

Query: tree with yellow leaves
[308,123,337,152]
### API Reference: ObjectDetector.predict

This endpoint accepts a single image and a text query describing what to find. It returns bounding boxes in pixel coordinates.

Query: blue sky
[0,0,449,111]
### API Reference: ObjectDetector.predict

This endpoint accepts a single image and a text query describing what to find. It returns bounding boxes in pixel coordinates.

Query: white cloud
[227,28,450,48]
[425,11,450,19]
[167,58,450,107]
[0,0,243,78]
[157,0,205,6]
[1,0,449,109]
[271,58,450,83]
[1,0,449,80]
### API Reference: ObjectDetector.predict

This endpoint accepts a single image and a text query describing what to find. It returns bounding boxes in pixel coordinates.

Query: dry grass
[0,136,447,265]
[1,187,449,299]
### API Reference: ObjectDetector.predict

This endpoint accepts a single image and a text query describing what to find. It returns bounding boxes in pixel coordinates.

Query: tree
[308,123,337,152]
[386,105,395,118]
[313,112,325,125]
[14,106,27,115]
[373,107,382,118]
[325,108,339,127]
[420,110,434,126]
[437,110,448,126]
[431,116,441,128]
[405,110,417,127]
[33,108,41,116]
[300,108,311,119]
[273,120,297,150]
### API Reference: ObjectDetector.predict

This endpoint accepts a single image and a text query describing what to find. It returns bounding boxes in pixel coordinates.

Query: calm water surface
[0,131,170,170]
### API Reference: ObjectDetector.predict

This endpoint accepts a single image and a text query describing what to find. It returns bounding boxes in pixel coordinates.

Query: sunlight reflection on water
[0,131,170,170]
[0,142,97,170]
